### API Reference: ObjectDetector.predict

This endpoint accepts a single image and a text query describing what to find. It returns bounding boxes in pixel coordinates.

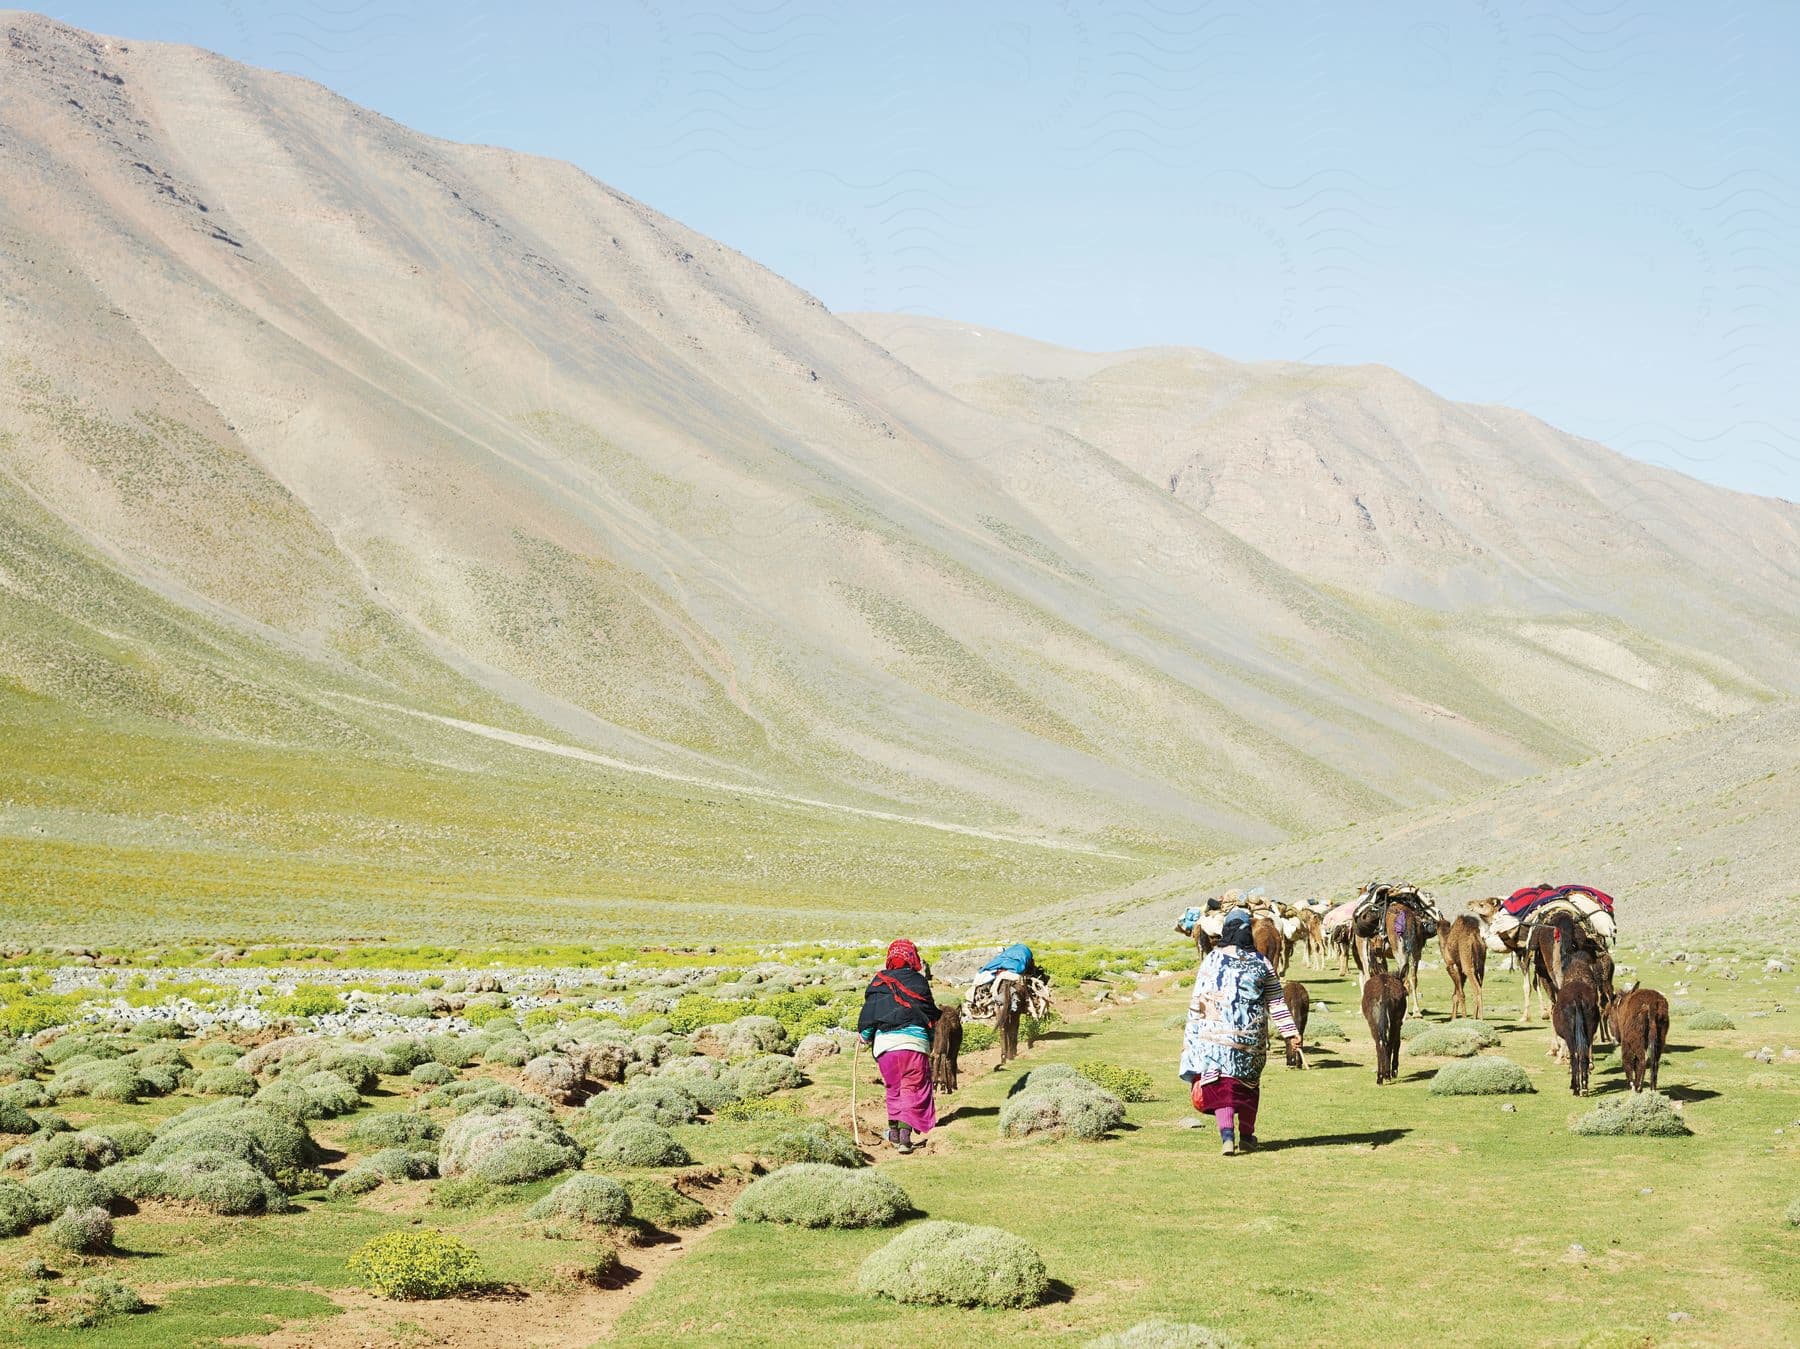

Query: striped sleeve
[1263,964,1299,1040]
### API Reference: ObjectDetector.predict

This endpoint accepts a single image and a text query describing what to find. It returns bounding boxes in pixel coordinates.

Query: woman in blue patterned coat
[1180,907,1301,1155]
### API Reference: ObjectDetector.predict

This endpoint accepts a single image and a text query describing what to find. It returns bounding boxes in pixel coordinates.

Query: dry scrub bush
[765,1122,862,1168]
[24,1168,117,1220]
[999,1073,1126,1141]
[1570,1091,1691,1137]
[729,1054,804,1099]
[1086,1321,1242,1348]
[108,1152,291,1214]
[590,1120,689,1168]
[1687,1010,1736,1030]
[582,1081,700,1128]
[345,1112,439,1151]
[192,1066,255,1097]
[47,1204,113,1254]
[622,1178,708,1229]
[0,1179,35,1236]
[858,1220,1049,1308]
[409,1062,455,1086]
[732,1164,909,1229]
[348,1229,486,1300]
[1427,1057,1534,1096]
[438,1107,581,1185]
[1408,1025,1490,1058]
[525,1173,632,1226]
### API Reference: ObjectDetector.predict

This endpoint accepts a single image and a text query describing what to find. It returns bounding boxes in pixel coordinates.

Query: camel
[1296,908,1326,971]
[1354,895,1426,1015]
[1439,914,1487,1021]
[1523,911,1603,1024]
[1252,916,1289,976]
[1361,960,1407,1085]
[1610,984,1670,1093]
[1282,980,1311,1068]
[930,1004,962,1094]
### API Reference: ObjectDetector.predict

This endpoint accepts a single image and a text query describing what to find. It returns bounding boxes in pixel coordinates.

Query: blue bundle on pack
[980,943,1035,975]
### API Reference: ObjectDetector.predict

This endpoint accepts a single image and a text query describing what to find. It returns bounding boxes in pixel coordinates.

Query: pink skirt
[876,1048,936,1134]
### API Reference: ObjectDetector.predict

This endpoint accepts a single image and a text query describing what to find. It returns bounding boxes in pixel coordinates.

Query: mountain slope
[0,12,1795,930]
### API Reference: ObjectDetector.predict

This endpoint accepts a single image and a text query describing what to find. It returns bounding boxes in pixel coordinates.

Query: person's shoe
[893,1126,916,1154]
[885,1123,901,1148]
[1219,1128,1237,1156]
[1238,1133,1258,1154]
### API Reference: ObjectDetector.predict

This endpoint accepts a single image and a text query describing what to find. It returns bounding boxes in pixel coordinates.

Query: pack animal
[1609,984,1669,1093]
[930,1004,962,1094]
[1361,963,1407,1085]
[1282,980,1311,1068]
[1438,914,1487,1021]
[1551,945,1602,1096]
[1252,916,1290,977]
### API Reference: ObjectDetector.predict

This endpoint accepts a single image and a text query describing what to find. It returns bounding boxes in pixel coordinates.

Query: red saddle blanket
[1504,884,1616,918]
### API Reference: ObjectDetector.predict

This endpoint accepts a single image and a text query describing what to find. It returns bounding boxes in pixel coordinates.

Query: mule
[1282,980,1311,1068]
[1361,965,1407,1085]
[1551,948,1602,1096]
[1610,984,1669,1093]
[930,1004,962,1094]
[1439,914,1487,1021]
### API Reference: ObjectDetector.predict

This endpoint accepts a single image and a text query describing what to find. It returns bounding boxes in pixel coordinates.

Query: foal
[1361,964,1407,1085]
[930,1004,962,1094]
[1281,981,1310,1068]
[1551,949,1602,1096]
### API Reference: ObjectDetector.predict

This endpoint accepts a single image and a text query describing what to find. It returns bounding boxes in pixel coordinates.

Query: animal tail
[1644,1015,1661,1089]
[1571,1000,1592,1093]
[1374,992,1392,1080]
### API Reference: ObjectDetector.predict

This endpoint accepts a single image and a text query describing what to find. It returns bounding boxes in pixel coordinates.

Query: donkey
[1609,984,1669,1093]
[1282,980,1311,1068]
[1551,947,1602,1096]
[1525,911,1601,1024]
[930,1004,962,1094]
[1439,914,1487,1021]
[1361,962,1407,1085]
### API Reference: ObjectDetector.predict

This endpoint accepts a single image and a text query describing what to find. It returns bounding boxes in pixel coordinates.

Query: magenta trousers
[877,1048,936,1134]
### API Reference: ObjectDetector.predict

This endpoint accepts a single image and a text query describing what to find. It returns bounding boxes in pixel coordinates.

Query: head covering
[1220,907,1254,950]
[885,939,923,972]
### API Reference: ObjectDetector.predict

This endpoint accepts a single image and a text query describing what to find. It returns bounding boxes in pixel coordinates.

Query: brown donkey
[1610,985,1670,1093]
[1551,949,1602,1096]
[1439,914,1487,1021]
[930,1004,962,1095]
[1361,966,1407,1085]
[1282,980,1311,1068]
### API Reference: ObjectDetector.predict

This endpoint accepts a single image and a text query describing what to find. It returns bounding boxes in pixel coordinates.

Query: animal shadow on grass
[1297,1054,1356,1070]
[1399,1069,1436,1084]
[1658,1084,1721,1103]
[1041,1279,1075,1305]
[1258,1128,1410,1152]
[944,1104,1000,1121]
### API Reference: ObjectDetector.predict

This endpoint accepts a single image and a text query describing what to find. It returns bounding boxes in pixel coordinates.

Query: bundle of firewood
[964,970,1053,1022]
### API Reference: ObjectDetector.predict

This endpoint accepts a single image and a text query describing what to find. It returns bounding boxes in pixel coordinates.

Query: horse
[1282,980,1311,1068]
[930,1004,962,1094]
[1361,962,1407,1085]
[1609,984,1669,1093]
[1551,947,1602,1096]
[1439,914,1487,1021]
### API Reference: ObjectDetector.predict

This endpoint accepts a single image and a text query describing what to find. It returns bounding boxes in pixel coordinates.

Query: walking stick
[849,1039,863,1147]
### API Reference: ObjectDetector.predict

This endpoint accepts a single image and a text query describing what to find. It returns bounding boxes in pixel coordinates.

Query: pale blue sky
[40,1,1800,500]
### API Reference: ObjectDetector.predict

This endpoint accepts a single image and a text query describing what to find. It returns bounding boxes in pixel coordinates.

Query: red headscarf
[885,939,923,972]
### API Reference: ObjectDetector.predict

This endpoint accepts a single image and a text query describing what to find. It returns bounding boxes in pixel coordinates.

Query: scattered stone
[1668,1312,1692,1324]
[1568,1243,1586,1257]
[1500,1103,1517,1113]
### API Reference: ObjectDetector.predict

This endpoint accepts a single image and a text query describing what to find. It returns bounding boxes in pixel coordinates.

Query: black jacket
[857,967,940,1036]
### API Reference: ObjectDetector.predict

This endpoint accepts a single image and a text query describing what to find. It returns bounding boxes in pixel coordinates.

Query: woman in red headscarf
[856,939,941,1153]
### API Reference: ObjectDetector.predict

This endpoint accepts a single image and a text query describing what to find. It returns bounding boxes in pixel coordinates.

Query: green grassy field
[1,944,1793,1346]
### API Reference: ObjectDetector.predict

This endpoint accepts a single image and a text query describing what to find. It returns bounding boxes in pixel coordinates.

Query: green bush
[729,1054,804,1099]
[859,1220,1049,1308]
[345,1112,440,1151]
[712,1095,803,1124]
[622,1178,708,1230]
[253,1070,360,1121]
[959,1022,998,1054]
[1307,1016,1347,1040]
[1000,1076,1126,1141]
[0,1099,37,1135]
[438,1108,581,1185]
[733,1164,909,1229]
[147,1103,321,1180]
[348,1229,486,1300]
[1570,1091,1692,1138]
[1408,1025,1489,1058]
[0,1178,35,1235]
[766,1122,863,1168]
[582,1081,700,1128]
[25,1168,118,1220]
[68,1275,146,1327]
[377,1039,434,1076]
[328,1148,437,1198]
[410,1062,456,1085]
[29,1130,121,1173]
[1687,1010,1736,1030]
[95,1122,153,1158]
[1086,1320,1242,1348]
[1077,1061,1155,1102]
[592,1120,689,1168]
[1427,1058,1535,1096]
[526,1173,632,1226]
[108,1151,291,1214]
[429,1176,495,1209]
[192,1066,256,1097]
[47,1204,113,1254]
[263,985,341,1020]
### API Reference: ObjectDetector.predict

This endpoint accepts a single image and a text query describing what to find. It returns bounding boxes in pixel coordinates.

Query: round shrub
[622,1178,709,1230]
[1427,1057,1535,1096]
[1077,1061,1155,1102]
[1408,1025,1490,1058]
[0,1178,35,1235]
[117,1152,292,1214]
[0,1099,39,1135]
[1785,1197,1800,1227]
[482,1040,532,1068]
[147,1103,320,1179]
[318,1050,383,1094]
[1687,1010,1736,1030]
[525,1173,632,1226]
[47,1204,113,1254]
[858,1220,1049,1308]
[71,1275,145,1323]
[1307,1015,1347,1040]
[377,1039,434,1076]
[410,1062,455,1086]
[1087,1320,1242,1348]
[2,1081,53,1109]
[591,1120,689,1168]
[733,1164,909,1229]
[1570,1091,1692,1137]
[348,1229,486,1300]
[25,1167,118,1220]
[30,1130,121,1173]
[192,1042,243,1067]
[999,1078,1126,1141]
[345,1112,440,1151]
[583,1081,700,1128]
[193,1066,257,1097]
[766,1123,863,1169]
[438,1108,581,1185]
[729,1054,804,1100]
[97,1123,154,1158]
[328,1167,384,1199]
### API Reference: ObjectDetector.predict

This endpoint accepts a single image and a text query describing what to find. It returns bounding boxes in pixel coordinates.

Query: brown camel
[1609,984,1670,1093]
[1296,909,1326,970]
[1361,963,1407,1085]
[1252,916,1289,976]
[930,1004,962,1094]
[1439,914,1487,1021]
[1282,980,1311,1067]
